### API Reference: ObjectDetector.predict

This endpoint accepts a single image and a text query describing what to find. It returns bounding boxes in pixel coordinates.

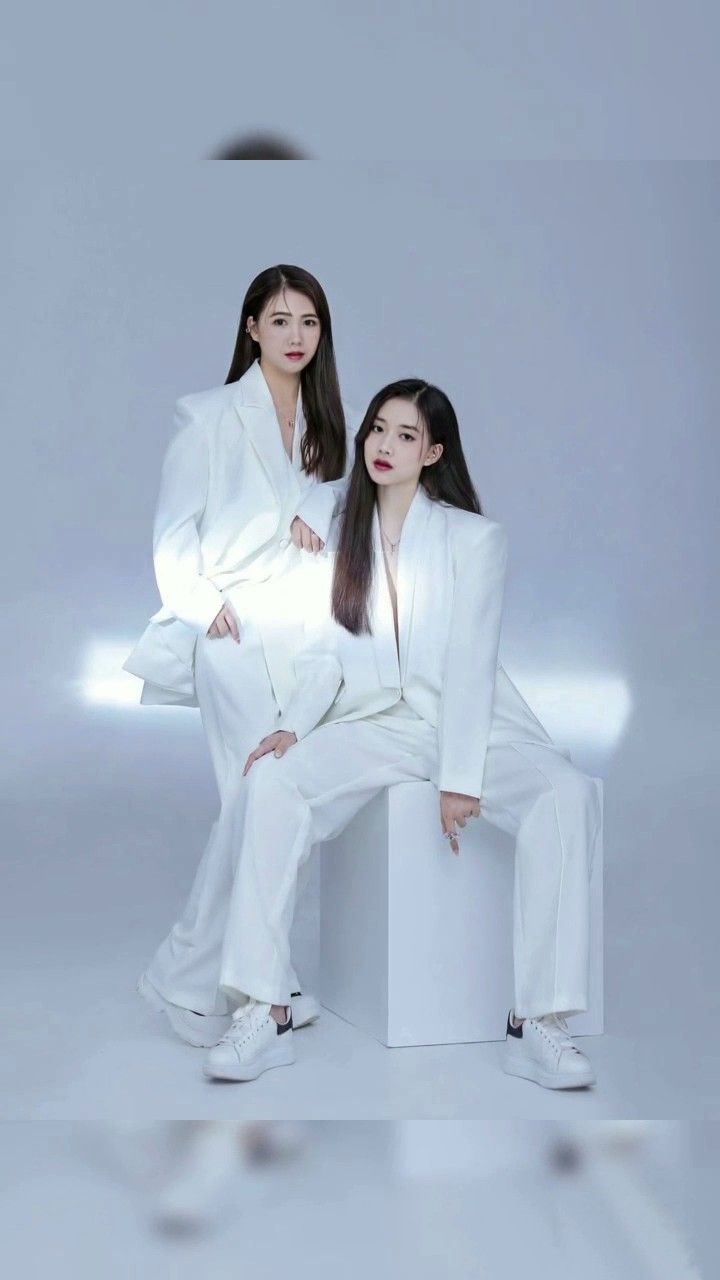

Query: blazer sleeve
[290,407,361,544]
[276,646,343,741]
[152,399,226,633]
[437,518,509,800]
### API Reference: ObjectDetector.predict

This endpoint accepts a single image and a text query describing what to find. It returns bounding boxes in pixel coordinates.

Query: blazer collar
[370,485,435,686]
[231,359,304,502]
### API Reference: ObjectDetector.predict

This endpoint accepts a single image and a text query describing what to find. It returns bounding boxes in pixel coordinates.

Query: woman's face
[363,397,443,488]
[247,287,322,376]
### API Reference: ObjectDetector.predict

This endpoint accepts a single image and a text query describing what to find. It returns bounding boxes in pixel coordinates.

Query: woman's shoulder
[437,501,505,537]
[174,381,236,424]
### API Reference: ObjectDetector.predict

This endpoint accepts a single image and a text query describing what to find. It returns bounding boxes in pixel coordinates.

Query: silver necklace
[380,525,401,555]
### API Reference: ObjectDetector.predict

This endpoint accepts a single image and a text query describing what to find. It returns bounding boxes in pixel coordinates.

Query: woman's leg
[479,740,602,1020]
[142,621,304,1016]
[217,714,438,1010]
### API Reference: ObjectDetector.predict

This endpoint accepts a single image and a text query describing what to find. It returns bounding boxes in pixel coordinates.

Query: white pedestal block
[319,778,603,1047]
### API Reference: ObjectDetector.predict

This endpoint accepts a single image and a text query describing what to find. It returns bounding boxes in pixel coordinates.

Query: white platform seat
[319,778,603,1047]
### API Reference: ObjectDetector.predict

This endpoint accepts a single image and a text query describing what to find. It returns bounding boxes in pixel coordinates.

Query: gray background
[3,160,717,1123]
[1,3,719,1139]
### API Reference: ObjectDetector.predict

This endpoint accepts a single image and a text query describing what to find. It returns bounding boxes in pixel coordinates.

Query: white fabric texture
[217,709,601,1019]
[123,358,357,707]
[135,360,357,1013]
[274,485,555,800]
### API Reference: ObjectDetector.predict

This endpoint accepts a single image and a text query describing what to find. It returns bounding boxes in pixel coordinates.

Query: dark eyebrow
[269,308,318,318]
[373,414,420,432]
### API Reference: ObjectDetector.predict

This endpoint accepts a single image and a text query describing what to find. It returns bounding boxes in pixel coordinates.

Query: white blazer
[274,485,555,800]
[123,359,356,706]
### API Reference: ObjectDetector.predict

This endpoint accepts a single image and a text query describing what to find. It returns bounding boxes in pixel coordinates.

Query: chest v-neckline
[280,420,295,463]
[379,541,400,659]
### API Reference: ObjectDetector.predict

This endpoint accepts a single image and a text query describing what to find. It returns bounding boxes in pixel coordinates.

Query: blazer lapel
[370,507,402,688]
[369,487,435,688]
[396,486,434,680]
[231,360,298,506]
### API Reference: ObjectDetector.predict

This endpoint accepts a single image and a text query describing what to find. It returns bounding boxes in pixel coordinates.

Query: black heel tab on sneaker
[506,1012,523,1039]
[276,1012,293,1036]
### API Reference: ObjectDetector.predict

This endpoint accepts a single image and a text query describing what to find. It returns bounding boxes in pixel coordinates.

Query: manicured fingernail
[274,750,281,757]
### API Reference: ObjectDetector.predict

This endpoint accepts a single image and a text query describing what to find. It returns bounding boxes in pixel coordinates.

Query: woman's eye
[304,318,318,327]
[399,433,414,442]
[371,424,383,433]
[272,318,287,326]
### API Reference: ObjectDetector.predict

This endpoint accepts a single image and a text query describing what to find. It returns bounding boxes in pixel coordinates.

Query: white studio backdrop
[1,160,718,1114]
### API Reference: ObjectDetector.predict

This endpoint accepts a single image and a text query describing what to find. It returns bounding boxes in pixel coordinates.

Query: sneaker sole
[503,1048,596,1090]
[137,974,231,1049]
[139,974,320,1046]
[203,1043,296,1082]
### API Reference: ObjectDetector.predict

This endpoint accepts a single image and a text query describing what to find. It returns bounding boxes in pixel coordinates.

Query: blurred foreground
[0,1120,710,1277]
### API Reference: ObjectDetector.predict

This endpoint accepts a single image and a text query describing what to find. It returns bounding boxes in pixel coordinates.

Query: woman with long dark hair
[126,265,356,1046]
[201,379,601,1091]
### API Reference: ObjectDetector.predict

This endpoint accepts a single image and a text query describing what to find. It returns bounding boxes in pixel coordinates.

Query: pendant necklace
[381,526,401,556]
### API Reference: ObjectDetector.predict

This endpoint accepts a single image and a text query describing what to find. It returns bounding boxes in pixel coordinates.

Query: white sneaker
[290,990,321,1029]
[204,1001,295,1082]
[502,1010,596,1089]
[138,974,319,1048]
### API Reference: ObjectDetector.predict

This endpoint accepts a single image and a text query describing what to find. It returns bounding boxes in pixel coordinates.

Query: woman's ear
[423,443,443,468]
[246,315,258,341]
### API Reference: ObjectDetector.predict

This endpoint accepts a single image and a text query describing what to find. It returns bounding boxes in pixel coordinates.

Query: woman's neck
[259,356,300,411]
[376,479,420,538]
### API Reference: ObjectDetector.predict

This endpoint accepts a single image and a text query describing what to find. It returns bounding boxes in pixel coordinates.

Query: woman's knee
[245,749,299,803]
[553,765,598,820]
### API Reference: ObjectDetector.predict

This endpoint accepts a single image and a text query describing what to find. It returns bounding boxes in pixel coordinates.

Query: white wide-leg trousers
[218,706,601,1020]
[143,621,307,1015]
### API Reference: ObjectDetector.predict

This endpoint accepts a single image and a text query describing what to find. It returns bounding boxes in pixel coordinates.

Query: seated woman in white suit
[202,379,602,1091]
[125,265,357,1047]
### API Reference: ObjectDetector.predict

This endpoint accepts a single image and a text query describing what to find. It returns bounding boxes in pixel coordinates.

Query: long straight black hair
[225,264,346,481]
[332,379,482,634]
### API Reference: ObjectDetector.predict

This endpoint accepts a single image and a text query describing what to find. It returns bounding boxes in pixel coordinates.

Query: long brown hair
[332,379,482,634]
[225,265,346,481]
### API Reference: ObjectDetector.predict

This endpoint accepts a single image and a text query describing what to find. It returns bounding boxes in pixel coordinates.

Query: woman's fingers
[242,736,276,776]
[310,532,322,553]
[225,608,240,643]
[441,814,460,855]
[290,518,303,548]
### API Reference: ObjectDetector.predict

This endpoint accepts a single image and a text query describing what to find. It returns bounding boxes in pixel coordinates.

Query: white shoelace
[218,1002,268,1049]
[534,1013,581,1053]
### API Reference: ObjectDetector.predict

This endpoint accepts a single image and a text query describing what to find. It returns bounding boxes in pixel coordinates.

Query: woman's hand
[243,730,298,776]
[290,516,325,554]
[439,791,482,855]
[207,603,240,642]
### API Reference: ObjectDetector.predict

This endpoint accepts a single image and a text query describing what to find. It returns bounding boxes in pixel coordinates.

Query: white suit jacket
[273,486,555,800]
[123,359,357,706]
